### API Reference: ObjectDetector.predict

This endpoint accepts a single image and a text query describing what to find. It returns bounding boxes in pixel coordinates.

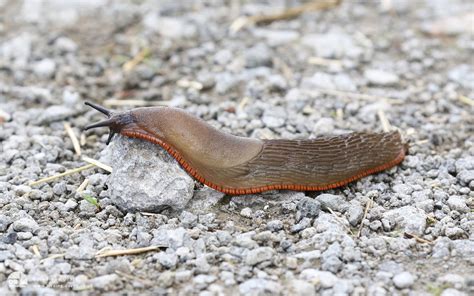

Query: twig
[123,48,150,72]
[82,156,113,173]
[230,0,341,32]
[326,206,354,235]
[64,123,81,156]
[357,197,373,237]
[404,232,433,244]
[377,109,392,132]
[95,246,163,258]
[103,99,171,107]
[76,178,89,193]
[30,164,95,186]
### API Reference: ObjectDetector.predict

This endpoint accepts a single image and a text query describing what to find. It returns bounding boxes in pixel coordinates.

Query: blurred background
[0,1,473,295]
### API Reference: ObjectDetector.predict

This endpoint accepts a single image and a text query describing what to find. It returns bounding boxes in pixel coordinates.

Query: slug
[84,102,407,195]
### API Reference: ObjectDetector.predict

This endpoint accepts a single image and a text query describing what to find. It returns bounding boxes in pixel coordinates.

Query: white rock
[33,59,56,78]
[393,271,415,289]
[383,206,426,235]
[364,69,399,86]
[300,269,338,288]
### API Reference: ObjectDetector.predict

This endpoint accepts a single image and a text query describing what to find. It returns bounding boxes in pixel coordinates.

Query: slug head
[84,102,134,144]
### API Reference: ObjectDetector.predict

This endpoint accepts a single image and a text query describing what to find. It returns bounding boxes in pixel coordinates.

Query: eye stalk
[84,101,119,144]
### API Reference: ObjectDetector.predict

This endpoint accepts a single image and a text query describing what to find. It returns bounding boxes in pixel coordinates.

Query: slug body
[85,102,406,195]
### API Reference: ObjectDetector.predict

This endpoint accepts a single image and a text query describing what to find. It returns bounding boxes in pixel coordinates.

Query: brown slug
[84,102,407,195]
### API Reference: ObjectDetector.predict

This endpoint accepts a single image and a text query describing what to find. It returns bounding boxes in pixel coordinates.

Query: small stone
[186,187,224,214]
[245,247,275,266]
[392,184,413,195]
[175,270,192,283]
[287,279,316,296]
[63,199,78,211]
[143,14,196,39]
[156,252,178,269]
[33,59,56,78]
[267,220,284,232]
[245,43,272,68]
[440,288,468,296]
[364,69,399,86]
[447,196,469,213]
[240,208,252,218]
[12,216,39,233]
[393,272,415,289]
[55,37,78,52]
[157,271,175,288]
[62,89,80,107]
[457,170,474,185]
[383,206,426,235]
[0,214,12,232]
[179,211,197,228]
[291,217,312,233]
[315,194,348,212]
[347,201,364,226]
[88,274,120,290]
[302,33,365,59]
[300,269,338,288]
[239,279,282,295]
[79,199,98,217]
[296,197,321,221]
[37,105,75,124]
[52,182,67,196]
[253,29,300,46]
[193,274,217,290]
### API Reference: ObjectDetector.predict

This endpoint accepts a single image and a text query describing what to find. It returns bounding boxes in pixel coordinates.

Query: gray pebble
[245,247,275,266]
[239,279,282,296]
[315,194,348,212]
[12,216,39,233]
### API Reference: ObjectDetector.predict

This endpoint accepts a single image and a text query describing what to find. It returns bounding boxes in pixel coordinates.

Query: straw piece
[230,0,341,32]
[404,232,433,244]
[76,178,89,193]
[326,206,354,235]
[123,48,150,72]
[64,123,81,156]
[459,94,474,107]
[32,245,41,257]
[82,156,113,173]
[377,109,392,132]
[95,246,163,258]
[357,197,373,237]
[30,164,95,186]
[308,57,343,67]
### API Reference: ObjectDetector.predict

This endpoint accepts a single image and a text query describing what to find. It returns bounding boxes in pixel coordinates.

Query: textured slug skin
[85,103,406,195]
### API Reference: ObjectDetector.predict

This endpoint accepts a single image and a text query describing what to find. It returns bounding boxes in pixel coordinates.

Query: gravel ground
[1,0,473,295]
